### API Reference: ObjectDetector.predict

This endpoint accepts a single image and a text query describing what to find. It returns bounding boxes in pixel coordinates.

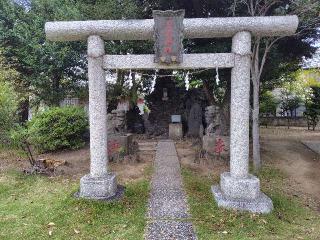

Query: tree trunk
[252,79,261,171]
[19,97,29,122]
[51,74,61,106]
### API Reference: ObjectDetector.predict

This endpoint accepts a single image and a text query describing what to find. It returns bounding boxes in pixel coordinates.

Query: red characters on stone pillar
[214,138,225,160]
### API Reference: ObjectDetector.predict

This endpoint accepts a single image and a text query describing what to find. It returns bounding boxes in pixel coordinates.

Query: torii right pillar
[212,31,273,214]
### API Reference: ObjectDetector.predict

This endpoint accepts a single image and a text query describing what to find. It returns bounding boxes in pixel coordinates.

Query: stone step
[146,221,197,240]
[138,149,155,153]
[137,142,157,152]
[137,142,157,146]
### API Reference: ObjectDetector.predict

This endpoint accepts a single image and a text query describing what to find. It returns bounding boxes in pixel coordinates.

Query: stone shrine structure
[45,13,298,213]
[203,105,224,155]
[205,105,221,135]
[107,110,126,135]
[187,102,202,137]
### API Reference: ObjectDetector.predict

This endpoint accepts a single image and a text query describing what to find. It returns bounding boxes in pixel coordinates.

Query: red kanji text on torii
[163,18,173,54]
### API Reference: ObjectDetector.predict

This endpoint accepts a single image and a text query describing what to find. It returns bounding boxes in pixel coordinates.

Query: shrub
[10,124,36,166]
[28,106,88,152]
[260,91,278,117]
[0,82,18,142]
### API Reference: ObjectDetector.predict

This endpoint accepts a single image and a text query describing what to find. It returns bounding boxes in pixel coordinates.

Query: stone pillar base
[212,172,273,213]
[79,173,117,200]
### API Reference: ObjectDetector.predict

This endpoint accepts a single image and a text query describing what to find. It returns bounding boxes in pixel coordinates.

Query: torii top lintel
[45,15,298,42]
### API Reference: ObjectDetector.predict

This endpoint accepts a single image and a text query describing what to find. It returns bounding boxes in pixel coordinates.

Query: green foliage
[260,91,278,116]
[295,68,320,88]
[304,87,320,130]
[28,106,89,152]
[0,0,150,108]
[0,82,18,142]
[280,94,302,117]
[280,68,320,103]
[0,49,20,84]
[78,0,141,20]
[0,0,86,106]
[10,124,36,166]
[10,124,28,147]
[0,0,319,116]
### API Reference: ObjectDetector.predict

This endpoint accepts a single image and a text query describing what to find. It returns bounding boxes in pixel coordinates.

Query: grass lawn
[183,166,320,240]
[2,142,320,240]
[0,170,150,240]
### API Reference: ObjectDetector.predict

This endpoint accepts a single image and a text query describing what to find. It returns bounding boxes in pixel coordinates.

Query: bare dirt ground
[1,128,320,209]
[260,127,320,210]
[175,127,320,211]
[175,139,229,178]
[0,138,155,184]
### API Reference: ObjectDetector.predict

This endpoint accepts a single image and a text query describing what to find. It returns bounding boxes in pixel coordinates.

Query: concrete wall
[260,116,308,127]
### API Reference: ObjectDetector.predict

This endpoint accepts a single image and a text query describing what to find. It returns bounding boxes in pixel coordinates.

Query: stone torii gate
[45,14,298,213]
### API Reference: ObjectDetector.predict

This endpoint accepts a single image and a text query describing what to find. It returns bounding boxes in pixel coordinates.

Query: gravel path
[145,140,197,240]
[301,140,320,155]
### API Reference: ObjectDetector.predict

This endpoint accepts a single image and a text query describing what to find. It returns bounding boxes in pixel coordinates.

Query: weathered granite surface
[229,31,251,178]
[169,123,183,139]
[212,31,273,213]
[87,35,108,177]
[220,172,260,200]
[78,35,118,200]
[212,185,273,214]
[103,53,235,70]
[187,103,202,137]
[145,140,197,239]
[46,16,298,41]
[79,173,117,199]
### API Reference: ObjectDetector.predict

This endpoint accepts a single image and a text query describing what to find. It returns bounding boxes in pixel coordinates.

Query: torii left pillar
[79,35,117,199]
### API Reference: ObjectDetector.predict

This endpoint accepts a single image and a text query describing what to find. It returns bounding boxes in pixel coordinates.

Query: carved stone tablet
[153,10,185,64]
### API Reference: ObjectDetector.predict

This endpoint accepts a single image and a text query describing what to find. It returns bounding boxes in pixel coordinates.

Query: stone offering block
[108,133,133,155]
[169,123,183,140]
[202,135,215,154]
[187,103,202,137]
[203,135,230,156]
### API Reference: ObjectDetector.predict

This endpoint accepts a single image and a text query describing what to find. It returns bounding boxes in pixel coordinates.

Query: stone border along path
[301,140,320,155]
[145,140,197,240]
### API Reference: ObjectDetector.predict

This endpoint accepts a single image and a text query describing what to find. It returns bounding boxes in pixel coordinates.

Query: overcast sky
[303,39,320,68]
[13,0,30,8]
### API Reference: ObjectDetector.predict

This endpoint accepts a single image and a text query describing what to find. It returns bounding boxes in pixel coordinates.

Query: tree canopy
[0,0,319,113]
